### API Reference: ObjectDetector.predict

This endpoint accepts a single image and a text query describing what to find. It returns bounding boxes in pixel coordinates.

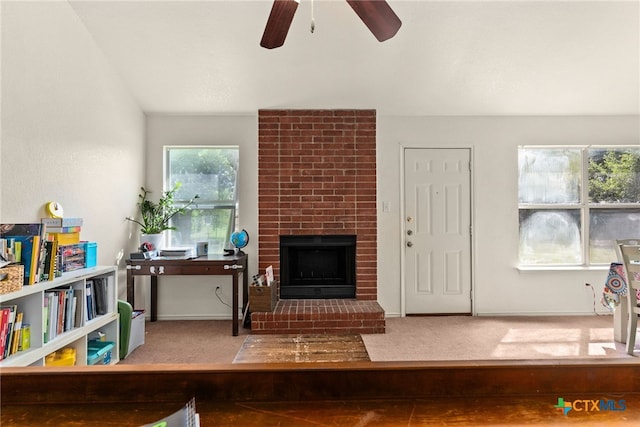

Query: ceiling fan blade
[260,0,300,49]
[346,0,402,42]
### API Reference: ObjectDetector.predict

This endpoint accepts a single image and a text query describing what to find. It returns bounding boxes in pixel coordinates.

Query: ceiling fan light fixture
[260,0,402,49]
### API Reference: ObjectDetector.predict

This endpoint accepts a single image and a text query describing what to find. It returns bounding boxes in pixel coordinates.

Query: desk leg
[241,267,250,329]
[242,262,248,311]
[127,270,135,309]
[150,276,158,322]
[232,273,239,336]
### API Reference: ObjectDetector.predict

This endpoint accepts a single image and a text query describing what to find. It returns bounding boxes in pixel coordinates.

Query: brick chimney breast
[258,109,377,300]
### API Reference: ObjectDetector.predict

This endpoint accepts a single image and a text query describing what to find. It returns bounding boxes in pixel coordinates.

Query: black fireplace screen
[280,235,356,299]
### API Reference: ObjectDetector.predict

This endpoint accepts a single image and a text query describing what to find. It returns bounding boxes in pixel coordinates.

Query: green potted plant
[126,183,199,250]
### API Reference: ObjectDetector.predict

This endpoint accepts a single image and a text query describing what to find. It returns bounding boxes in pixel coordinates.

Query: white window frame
[518,145,640,267]
[163,145,240,252]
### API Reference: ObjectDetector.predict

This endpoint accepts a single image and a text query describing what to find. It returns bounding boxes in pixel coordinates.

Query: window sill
[517,265,610,272]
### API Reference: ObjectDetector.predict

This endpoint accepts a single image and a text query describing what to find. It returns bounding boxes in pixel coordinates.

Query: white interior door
[404,148,472,314]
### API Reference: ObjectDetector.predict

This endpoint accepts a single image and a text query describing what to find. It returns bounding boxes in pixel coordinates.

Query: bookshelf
[0,266,119,367]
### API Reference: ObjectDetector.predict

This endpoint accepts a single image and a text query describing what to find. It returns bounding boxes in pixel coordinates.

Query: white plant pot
[140,233,164,252]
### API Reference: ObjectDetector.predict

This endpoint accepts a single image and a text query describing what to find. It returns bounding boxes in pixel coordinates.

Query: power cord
[215,286,232,309]
[584,283,604,316]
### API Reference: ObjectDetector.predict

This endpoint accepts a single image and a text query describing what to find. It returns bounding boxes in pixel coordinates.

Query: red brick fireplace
[253,109,384,334]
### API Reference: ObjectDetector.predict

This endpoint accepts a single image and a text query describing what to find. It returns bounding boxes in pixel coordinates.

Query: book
[36,224,48,283]
[0,308,11,360]
[1,305,17,360]
[63,289,74,331]
[38,238,50,281]
[19,323,30,351]
[91,281,97,319]
[43,293,51,343]
[49,240,60,279]
[28,235,41,285]
[0,238,17,263]
[10,312,23,355]
[93,278,107,316]
[56,289,66,336]
[86,280,95,321]
[139,397,200,427]
[0,223,43,237]
[41,240,57,280]
[45,292,58,342]
[14,241,22,263]
[68,295,77,331]
[50,293,58,340]
[266,265,275,286]
[74,289,82,327]
[41,217,83,227]
[45,226,81,233]
[12,235,37,285]
[47,231,80,245]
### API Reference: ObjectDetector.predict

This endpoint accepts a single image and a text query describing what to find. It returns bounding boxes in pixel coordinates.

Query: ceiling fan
[260,0,402,49]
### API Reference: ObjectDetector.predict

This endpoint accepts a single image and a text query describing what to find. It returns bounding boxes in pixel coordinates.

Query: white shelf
[0,266,119,367]
[0,267,116,303]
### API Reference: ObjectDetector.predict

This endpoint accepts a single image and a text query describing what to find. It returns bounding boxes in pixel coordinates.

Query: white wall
[143,115,257,318]
[1,1,145,297]
[377,115,640,316]
[142,114,639,320]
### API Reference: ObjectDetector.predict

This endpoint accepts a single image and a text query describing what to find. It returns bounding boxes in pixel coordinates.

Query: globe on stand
[230,229,249,255]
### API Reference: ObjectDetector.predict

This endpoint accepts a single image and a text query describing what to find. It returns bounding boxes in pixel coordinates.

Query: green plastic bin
[118,300,132,360]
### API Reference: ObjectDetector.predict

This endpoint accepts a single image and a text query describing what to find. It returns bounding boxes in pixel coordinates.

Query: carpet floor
[118,314,638,365]
[363,314,636,362]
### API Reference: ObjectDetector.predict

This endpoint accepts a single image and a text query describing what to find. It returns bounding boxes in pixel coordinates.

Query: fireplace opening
[280,235,356,299]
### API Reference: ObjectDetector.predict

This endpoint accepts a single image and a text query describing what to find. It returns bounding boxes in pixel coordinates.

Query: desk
[126,253,248,336]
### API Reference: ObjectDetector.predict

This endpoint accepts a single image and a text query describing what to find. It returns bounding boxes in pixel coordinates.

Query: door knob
[407,241,413,247]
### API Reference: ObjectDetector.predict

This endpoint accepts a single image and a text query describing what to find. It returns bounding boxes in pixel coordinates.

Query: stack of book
[43,218,87,273]
[85,277,109,322]
[0,223,48,286]
[0,305,29,361]
[158,248,194,260]
[0,218,88,286]
[42,217,83,245]
[43,286,81,344]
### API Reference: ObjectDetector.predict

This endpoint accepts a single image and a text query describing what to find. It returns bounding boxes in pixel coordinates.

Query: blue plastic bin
[87,340,114,365]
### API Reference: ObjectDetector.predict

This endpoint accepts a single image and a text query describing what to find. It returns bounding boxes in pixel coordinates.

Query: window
[165,146,239,254]
[518,146,640,266]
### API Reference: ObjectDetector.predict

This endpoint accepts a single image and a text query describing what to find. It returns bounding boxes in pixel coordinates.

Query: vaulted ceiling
[68,0,639,116]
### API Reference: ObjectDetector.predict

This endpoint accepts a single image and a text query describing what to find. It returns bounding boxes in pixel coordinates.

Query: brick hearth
[250,299,385,334]
[256,109,384,334]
